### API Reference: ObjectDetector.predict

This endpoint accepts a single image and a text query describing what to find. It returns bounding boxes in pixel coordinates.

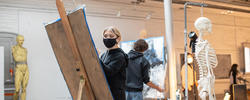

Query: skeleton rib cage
[195,39,218,100]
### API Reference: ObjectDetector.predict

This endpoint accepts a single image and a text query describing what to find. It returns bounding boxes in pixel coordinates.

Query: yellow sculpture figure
[12,35,29,100]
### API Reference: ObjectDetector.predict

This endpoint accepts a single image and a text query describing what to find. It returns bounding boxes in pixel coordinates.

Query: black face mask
[103,38,117,48]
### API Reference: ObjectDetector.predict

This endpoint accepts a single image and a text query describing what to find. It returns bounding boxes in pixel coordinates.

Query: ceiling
[105,0,250,13]
[149,0,250,7]
[172,0,250,13]
[0,0,250,20]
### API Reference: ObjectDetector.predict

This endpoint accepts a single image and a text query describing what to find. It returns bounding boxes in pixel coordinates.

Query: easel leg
[77,76,85,100]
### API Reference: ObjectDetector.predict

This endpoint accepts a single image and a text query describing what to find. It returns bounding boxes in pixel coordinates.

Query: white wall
[0,9,18,33]
[0,47,4,100]
[18,10,72,100]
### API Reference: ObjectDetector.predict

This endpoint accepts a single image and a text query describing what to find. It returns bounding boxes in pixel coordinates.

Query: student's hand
[157,87,164,92]
[146,82,164,93]
[188,86,192,91]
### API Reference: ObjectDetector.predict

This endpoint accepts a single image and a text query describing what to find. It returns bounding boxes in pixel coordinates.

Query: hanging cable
[72,0,77,8]
[200,0,205,17]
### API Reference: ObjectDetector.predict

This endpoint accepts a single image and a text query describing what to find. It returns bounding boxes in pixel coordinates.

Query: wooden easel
[55,0,94,100]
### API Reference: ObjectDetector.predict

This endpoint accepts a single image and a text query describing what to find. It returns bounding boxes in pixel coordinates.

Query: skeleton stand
[184,2,207,100]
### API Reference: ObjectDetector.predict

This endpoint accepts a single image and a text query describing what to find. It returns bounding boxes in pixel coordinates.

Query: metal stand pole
[192,57,197,100]
[184,2,207,100]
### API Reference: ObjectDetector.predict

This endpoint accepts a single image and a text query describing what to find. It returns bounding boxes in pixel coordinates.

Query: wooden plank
[45,20,88,100]
[45,8,113,100]
[68,9,113,100]
[55,0,95,100]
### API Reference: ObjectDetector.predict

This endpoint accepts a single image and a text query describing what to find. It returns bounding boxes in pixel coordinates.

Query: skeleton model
[194,17,218,100]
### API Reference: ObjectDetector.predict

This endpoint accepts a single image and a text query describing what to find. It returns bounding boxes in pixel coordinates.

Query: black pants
[111,88,125,100]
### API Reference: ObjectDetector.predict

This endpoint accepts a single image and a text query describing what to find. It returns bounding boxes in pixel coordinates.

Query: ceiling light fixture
[146,12,152,20]
[116,11,121,17]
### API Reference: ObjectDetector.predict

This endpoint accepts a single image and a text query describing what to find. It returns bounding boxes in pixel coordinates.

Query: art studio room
[0,0,250,100]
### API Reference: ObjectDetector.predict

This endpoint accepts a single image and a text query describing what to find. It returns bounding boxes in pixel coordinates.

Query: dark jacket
[126,50,150,92]
[100,48,128,100]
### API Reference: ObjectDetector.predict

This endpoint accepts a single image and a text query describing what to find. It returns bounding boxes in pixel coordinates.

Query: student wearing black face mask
[99,26,128,100]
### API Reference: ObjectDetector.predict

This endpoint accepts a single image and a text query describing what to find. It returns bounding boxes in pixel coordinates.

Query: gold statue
[12,35,29,100]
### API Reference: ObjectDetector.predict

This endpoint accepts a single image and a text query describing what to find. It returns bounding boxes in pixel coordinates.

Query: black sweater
[100,48,128,100]
[126,50,150,92]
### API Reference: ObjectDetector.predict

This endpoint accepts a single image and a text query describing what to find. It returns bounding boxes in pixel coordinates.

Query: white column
[0,47,4,100]
[244,47,250,72]
[164,0,177,100]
